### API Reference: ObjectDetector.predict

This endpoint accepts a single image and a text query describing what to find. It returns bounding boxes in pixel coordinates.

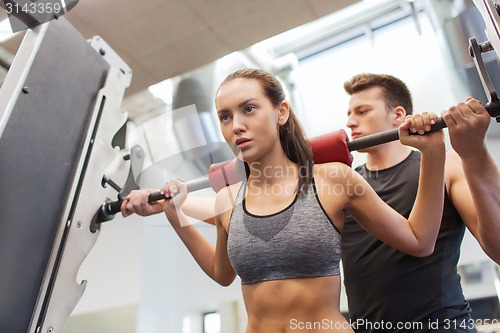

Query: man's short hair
[344,73,413,115]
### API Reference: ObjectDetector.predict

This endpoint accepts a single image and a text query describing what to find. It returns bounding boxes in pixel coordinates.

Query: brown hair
[343,73,413,115]
[218,68,313,195]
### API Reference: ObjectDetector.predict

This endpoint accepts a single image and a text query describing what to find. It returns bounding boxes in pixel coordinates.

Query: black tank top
[342,151,470,332]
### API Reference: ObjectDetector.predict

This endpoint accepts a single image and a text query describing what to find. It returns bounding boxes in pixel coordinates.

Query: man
[341,73,500,333]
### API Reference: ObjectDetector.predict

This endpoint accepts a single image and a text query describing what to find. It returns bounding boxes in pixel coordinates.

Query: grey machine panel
[0,17,129,333]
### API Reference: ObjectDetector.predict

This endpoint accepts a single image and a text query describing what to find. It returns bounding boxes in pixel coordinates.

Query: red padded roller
[310,129,352,166]
[146,129,353,201]
[205,129,352,192]
[208,159,245,193]
[105,117,452,213]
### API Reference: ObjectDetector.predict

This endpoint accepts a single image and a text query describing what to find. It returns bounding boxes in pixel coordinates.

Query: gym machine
[0,17,131,333]
[471,0,500,118]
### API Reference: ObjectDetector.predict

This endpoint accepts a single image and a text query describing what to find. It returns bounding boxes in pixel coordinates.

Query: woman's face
[216,78,282,163]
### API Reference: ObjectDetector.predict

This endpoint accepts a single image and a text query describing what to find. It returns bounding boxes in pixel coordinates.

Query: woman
[122,68,445,332]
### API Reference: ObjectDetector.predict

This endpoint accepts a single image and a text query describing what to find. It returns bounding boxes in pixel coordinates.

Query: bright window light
[0,19,16,42]
[148,79,173,105]
[182,315,192,333]
[203,312,221,333]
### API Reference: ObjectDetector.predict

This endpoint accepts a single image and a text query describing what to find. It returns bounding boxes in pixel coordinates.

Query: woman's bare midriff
[241,275,353,333]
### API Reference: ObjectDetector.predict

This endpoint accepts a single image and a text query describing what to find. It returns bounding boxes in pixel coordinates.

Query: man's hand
[442,97,491,159]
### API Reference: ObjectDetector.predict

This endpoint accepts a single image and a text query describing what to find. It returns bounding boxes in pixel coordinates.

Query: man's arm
[443,98,500,264]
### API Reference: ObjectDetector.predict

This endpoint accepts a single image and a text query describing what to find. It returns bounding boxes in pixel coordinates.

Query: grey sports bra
[227,179,341,285]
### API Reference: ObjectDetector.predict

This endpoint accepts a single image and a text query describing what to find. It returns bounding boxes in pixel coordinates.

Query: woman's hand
[121,189,164,217]
[161,179,188,227]
[399,112,444,153]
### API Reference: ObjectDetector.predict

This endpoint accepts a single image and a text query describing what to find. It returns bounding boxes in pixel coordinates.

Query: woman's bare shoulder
[313,162,354,182]
[214,181,243,227]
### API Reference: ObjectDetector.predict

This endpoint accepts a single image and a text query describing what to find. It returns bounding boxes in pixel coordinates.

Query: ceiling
[1,0,360,96]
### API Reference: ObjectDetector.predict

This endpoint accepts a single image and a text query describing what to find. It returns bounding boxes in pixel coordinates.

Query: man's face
[346,86,396,141]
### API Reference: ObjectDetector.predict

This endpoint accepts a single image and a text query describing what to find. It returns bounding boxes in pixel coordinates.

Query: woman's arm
[162,180,236,286]
[121,188,216,224]
[346,114,446,256]
[182,196,216,225]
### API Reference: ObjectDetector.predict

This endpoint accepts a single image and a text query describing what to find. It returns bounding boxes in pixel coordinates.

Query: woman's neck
[247,153,298,187]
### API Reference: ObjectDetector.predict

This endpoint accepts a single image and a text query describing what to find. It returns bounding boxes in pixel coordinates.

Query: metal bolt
[468,41,493,57]
[479,41,493,53]
[76,221,82,228]
[48,327,54,333]
[22,86,29,93]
